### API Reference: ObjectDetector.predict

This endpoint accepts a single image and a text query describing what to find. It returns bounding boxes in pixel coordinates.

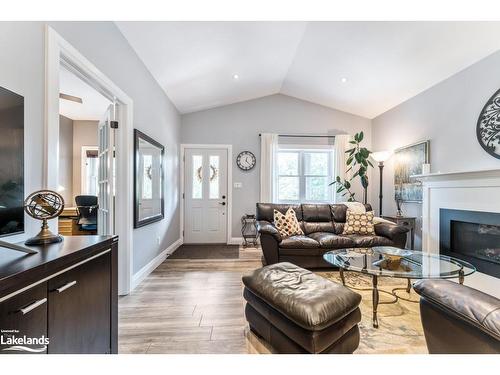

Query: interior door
[97,105,115,235]
[184,148,228,243]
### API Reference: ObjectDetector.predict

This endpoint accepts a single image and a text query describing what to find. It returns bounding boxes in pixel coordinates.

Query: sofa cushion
[308,232,356,249]
[342,210,375,235]
[302,204,332,222]
[344,235,393,247]
[256,203,302,222]
[279,235,319,249]
[242,262,362,331]
[303,221,335,235]
[330,203,372,223]
[274,208,304,238]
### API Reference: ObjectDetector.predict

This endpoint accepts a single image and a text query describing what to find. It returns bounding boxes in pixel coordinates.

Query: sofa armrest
[257,220,281,265]
[414,279,500,342]
[374,222,408,247]
[257,220,282,242]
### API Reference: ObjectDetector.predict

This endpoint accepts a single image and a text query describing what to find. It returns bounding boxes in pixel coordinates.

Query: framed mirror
[134,129,164,228]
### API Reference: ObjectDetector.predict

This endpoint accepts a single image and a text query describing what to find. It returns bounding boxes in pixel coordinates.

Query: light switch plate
[233,182,243,188]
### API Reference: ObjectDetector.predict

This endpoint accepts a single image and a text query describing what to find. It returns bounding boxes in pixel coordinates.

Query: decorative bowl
[372,246,412,270]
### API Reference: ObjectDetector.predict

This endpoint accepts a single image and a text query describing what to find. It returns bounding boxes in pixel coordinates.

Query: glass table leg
[372,274,379,328]
[459,268,464,285]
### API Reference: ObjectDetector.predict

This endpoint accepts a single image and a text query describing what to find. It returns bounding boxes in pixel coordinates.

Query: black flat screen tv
[0,86,24,237]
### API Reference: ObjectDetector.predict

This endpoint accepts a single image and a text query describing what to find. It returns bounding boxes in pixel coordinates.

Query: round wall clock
[477,88,500,159]
[236,151,256,171]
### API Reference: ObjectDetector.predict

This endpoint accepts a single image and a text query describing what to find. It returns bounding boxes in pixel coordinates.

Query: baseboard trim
[228,237,243,245]
[131,238,183,290]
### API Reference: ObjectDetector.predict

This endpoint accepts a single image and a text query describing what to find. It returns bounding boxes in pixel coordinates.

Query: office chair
[75,195,98,232]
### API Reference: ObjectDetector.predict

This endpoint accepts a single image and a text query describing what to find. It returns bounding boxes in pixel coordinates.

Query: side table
[381,215,416,249]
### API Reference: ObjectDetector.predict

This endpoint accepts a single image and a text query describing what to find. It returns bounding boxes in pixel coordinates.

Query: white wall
[181,94,372,238]
[58,115,73,204]
[371,50,500,250]
[72,120,98,200]
[0,22,181,275]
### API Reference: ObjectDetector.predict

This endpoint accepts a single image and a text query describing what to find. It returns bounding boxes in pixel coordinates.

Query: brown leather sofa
[256,203,409,268]
[414,279,500,353]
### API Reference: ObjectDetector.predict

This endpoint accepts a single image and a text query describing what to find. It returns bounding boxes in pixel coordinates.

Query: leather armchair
[414,279,500,353]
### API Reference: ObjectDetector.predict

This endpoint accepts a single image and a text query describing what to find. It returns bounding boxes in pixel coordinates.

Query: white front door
[97,104,115,235]
[184,148,228,243]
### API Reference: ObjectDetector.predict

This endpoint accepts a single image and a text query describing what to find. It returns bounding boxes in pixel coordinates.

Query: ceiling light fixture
[341,77,348,83]
[232,74,239,80]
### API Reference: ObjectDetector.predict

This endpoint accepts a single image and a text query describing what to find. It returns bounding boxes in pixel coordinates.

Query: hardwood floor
[118,246,264,354]
[118,244,426,354]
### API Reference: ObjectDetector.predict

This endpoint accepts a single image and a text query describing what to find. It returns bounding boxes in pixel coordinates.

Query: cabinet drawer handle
[19,298,47,315]
[56,280,77,293]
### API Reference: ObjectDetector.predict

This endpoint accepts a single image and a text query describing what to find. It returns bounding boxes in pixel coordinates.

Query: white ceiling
[117,21,500,118]
[59,67,111,121]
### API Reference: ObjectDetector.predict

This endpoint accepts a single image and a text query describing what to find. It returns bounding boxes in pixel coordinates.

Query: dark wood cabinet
[0,236,117,354]
[48,251,111,354]
[0,283,48,354]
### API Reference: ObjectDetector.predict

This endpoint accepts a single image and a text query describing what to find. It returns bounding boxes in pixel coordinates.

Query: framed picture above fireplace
[394,140,429,203]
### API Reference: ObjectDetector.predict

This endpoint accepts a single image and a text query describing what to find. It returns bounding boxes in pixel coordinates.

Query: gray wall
[72,120,98,200]
[0,22,181,274]
[181,94,372,238]
[371,50,500,249]
[58,115,73,204]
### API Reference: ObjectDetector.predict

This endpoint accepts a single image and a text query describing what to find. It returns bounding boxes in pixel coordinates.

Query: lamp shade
[371,150,392,163]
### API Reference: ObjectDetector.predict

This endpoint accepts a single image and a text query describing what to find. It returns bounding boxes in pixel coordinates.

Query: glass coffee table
[323,247,476,328]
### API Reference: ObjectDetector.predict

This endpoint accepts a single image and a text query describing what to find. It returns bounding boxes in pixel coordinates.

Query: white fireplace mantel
[413,167,500,297]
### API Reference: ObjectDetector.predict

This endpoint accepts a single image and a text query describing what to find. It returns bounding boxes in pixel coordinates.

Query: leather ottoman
[242,262,362,354]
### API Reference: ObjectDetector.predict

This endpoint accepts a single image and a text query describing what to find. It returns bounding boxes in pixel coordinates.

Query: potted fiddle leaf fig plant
[330,131,373,203]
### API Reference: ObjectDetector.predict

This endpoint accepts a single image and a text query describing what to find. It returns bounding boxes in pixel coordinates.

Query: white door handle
[19,298,47,315]
[56,280,77,293]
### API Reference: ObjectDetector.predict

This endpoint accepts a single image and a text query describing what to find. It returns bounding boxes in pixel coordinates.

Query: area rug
[318,271,428,354]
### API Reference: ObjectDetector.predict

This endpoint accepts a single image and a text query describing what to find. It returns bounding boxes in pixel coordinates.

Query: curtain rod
[258,134,335,138]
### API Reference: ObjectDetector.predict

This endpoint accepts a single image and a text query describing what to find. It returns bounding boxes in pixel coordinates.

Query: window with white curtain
[275,145,334,203]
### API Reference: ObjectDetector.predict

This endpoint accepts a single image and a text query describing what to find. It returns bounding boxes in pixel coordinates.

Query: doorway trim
[180,144,233,245]
[45,26,133,295]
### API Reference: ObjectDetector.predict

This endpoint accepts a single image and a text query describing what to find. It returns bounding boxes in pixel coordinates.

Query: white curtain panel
[333,134,352,203]
[260,133,278,202]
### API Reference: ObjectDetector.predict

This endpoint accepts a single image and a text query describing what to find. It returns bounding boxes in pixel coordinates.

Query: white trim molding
[414,168,500,298]
[180,144,233,245]
[228,237,243,245]
[131,238,183,290]
[45,26,134,295]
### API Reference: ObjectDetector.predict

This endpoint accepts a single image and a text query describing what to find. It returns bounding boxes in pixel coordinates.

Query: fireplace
[440,209,500,278]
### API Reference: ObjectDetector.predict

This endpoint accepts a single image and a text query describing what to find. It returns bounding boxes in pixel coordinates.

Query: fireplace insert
[440,209,500,278]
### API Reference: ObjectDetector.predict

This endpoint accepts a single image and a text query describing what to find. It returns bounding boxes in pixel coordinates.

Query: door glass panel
[278,176,299,201]
[192,154,203,199]
[209,155,220,199]
[305,176,329,201]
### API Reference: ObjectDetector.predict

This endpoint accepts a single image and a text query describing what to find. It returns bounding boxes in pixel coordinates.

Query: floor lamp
[371,151,392,216]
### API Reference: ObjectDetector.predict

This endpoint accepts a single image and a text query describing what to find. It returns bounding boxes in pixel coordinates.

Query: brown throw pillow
[342,210,375,235]
[274,208,304,238]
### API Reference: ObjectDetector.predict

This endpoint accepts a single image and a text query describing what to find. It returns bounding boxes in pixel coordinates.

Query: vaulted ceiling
[117,21,500,118]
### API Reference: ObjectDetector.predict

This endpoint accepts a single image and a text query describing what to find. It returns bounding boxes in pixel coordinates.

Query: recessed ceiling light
[232,74,239,80]
[341,77,348,83]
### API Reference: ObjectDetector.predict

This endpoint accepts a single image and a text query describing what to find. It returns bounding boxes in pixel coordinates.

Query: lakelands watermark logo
[1,329,49,353]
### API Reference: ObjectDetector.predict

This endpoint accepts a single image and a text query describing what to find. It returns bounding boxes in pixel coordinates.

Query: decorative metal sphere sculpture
[24,190,65,246]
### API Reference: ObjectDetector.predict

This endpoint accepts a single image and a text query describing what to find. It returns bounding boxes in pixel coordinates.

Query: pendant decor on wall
[477,88,500,159]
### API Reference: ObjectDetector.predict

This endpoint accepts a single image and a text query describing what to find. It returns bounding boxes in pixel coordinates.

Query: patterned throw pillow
[274,208,304,238]
[342,210,375,235]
